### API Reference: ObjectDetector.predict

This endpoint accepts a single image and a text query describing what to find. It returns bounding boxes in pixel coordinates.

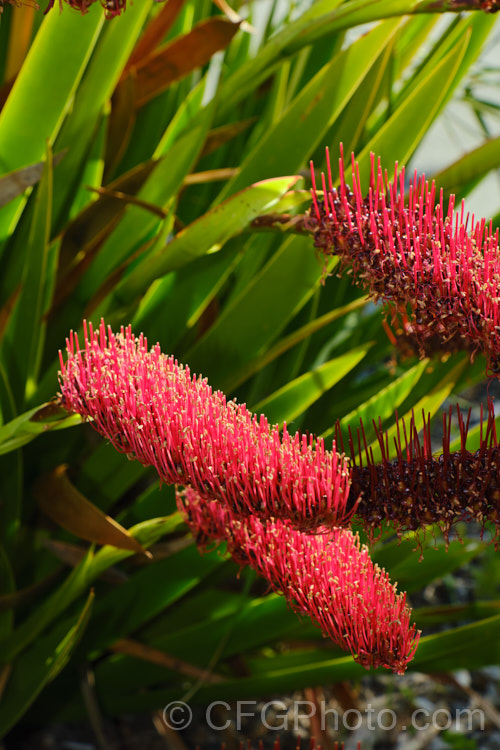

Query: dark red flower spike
[336,399,500,545]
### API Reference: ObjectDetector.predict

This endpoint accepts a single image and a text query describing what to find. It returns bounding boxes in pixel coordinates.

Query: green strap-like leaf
[215,17,402,201]
[366,356,468,464]
[0,514,183,662]
[223,296,367,392]
[252,344,372,427]
[111,175,301,306]
[51,0,155,228]
[432,134,500,199]
[0,5,104,243]
[80,103,217,303]
[0,592,94,736]
[0,403,81,456]
[355,30,470,184]
[327,359,428,442]
[78,544,225,653]
[183,234,334,386]
[5,144,53,404]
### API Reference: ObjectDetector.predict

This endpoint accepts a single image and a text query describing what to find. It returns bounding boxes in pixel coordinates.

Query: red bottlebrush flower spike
[307,147,500,375]
[58,320,353,531]
[178,488,420,675]
[336,400,500,545]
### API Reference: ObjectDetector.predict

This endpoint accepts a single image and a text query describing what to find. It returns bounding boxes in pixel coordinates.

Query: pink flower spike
[58,320,354,531]
[177,488,420,675]
[307,147,500,375]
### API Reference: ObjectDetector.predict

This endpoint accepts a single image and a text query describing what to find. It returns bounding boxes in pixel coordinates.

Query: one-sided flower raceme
[58,320,353,531]
[307,147,500,375]
[336,400,500,545]
[177,487,420,674]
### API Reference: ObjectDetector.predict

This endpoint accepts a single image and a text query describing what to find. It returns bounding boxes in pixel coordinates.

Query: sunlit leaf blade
[0,403,80,456]
[112,175,301,305]
[50,0,154,227]
[5,143,53,403]
[222,296,367,392]
[252,344,372,427]
[328,359,428,442]
[184,235,334,385]
[216,0,491,119]
[216,17,402,200]
[355,30,470,183]
[80,105,216,302]
[0,5,104,242]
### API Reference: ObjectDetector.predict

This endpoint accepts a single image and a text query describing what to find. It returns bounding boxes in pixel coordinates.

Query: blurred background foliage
[1,0,500,742]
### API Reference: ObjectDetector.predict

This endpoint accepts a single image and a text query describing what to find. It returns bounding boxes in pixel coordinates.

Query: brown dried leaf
[0,285,21,343]
[183,168,239,185]
[87,185,167,218]
[132,17,240,109]
[0,151,65,208]
[110,638,224,683]
[201,118,256,157]
[5,3,37,81]
[125,0,187,71]
[35,465,150,556]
